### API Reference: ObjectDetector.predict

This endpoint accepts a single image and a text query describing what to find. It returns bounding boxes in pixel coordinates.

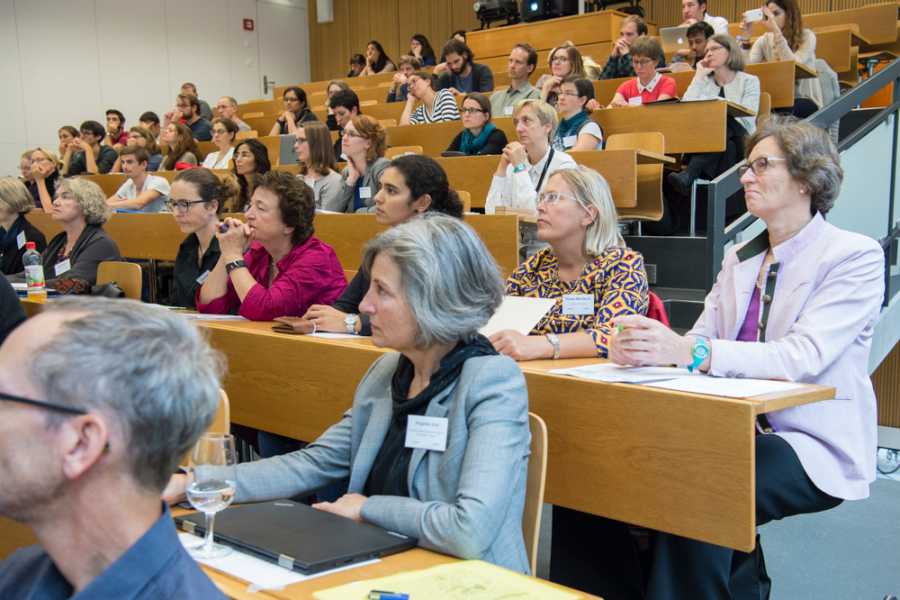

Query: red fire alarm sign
[243,18,254,31]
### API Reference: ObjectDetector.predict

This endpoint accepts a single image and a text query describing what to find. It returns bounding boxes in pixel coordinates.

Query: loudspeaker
[520,0,578,22]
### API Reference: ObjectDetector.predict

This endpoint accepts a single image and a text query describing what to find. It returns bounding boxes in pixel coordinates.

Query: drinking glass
[186,433,237,559]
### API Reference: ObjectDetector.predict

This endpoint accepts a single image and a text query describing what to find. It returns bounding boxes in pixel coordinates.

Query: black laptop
[175,500,417,574]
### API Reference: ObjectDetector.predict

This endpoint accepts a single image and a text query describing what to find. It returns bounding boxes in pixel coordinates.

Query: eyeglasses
[166,198,208,213]
[211,128,228,135]
[538,190,592,214]
[705,44,726,53]
[0,389,87,416]
[738,156,788,177]
[631,58,654,67]
[551,56,570,64]
[559,90,581,97]
[460,107,486,115]
[342,130,364,139]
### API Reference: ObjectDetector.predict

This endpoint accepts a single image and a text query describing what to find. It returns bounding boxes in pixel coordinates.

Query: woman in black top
[231,139,272,212]
[446,93,508,156]
[11,178,120,286]
[0,177,46,275]
[303,155,463,334]
[26,147,61,212]
[168,169,236,308]
[409,34,437,67]
[269,86,318,136]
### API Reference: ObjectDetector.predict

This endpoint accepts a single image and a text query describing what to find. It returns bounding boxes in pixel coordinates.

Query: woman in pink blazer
[611,116,885,599]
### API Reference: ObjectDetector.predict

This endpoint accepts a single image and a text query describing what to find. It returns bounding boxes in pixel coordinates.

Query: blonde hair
[58,178,110,225]
[0,176,35,214]
[513,99,559,140]
[31,147,63,172]
[550,167,624,256]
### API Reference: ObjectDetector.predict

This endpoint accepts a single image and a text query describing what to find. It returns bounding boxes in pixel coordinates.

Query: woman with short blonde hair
[27,147,62,211]
[0,176,46,275]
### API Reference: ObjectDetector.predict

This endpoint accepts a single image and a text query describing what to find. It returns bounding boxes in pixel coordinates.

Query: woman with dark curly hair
[197,170,346,321]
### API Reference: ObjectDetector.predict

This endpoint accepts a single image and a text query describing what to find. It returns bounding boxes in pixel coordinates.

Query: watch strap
[545,333,561,360]
[688,337,710,373]
[225,259,246,275]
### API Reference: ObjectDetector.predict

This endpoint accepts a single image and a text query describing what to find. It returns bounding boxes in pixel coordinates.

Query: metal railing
[697,57,900,305]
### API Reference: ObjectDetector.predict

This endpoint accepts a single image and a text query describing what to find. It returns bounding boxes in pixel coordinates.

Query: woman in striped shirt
[400,71,461,125]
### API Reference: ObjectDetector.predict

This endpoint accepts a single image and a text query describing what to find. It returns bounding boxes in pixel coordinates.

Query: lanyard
[535,148,555,193]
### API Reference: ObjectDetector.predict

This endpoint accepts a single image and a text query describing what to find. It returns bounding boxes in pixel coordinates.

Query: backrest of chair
[605,132,666,222]
[604,131,665,154]
[385,145,423,159]
[757,92,772,127]
[524,412,548,575]
[457,190,472,213]
[96,261,142,300]
[257,135,282,166]
[236,130,259,140]
[181,389,231,466]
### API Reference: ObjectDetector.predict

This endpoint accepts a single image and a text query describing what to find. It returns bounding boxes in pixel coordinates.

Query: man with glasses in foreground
[0,297,226,598]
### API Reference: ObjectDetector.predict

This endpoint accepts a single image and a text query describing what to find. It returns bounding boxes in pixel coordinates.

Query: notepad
[551,363,692,384]
[312,560,580,600]
[644,376,805,398]
[479,296,556,337]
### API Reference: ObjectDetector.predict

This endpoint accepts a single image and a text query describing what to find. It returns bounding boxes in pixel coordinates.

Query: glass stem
[204,512,216,552]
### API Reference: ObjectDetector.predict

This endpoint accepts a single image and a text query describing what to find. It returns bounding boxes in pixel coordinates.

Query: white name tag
[405,415,448,452]
[563,135,578,148]
[16,231,26,249]
[195,270,210,284]
[359,186,372,199]
[504,106,514,116]
[54,259,72,277]
[562,293,594,316]
[628,96,643,106]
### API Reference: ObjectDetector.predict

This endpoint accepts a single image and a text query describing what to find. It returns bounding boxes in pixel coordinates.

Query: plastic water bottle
[23,242,47,302]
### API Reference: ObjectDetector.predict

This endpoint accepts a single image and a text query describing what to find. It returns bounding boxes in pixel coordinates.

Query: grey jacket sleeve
[318,172,346,212]
[360,356,530,560]
[231,412,354,503]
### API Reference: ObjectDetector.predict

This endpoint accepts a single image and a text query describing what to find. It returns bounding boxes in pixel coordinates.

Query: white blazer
[682,69,761,135]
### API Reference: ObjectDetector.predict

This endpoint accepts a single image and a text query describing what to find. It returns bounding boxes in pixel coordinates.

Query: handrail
[699,57,900,303]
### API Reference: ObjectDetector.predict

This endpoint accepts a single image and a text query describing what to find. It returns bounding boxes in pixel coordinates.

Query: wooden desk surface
[193,320,832,552]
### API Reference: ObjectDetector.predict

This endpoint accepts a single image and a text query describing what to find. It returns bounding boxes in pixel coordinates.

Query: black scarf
[363,335,497,497]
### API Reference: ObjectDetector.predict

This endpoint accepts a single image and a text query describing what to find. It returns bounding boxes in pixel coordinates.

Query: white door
[257,0,311,97]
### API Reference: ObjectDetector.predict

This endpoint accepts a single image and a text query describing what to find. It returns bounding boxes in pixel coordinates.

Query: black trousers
[550,434,842,600]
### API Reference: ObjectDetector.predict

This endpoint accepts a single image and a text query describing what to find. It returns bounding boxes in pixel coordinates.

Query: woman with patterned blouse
[489,166,648,360]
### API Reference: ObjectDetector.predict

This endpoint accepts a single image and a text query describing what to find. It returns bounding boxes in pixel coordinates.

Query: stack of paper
[550,363,692,383]
[313,560,580,600]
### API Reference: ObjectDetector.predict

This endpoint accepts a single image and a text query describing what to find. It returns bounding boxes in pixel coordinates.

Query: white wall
[0,0,310,177]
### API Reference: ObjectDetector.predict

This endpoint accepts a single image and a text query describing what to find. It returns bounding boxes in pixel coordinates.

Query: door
[257,0,311,97]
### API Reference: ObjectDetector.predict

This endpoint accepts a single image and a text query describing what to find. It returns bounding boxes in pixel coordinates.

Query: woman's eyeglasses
[738,156,787,177]
[460,108,486,115]
[166,199,208,213]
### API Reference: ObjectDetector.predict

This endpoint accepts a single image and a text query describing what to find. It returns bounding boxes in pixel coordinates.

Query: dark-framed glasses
[0,390,87,416]
[738,156,788,177]
[166,198,208,213]
[460,107,486,115]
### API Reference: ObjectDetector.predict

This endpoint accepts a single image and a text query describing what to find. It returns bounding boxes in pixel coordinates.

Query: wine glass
[186,433,237,559]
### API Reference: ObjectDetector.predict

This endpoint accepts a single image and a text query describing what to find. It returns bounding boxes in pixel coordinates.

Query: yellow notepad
[313,560,582,600]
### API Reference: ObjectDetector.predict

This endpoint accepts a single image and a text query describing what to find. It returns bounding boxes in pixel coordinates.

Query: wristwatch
[225,259,246,275]
[344,314,360,334]
[687,337,710,373]
[545,332,561,360]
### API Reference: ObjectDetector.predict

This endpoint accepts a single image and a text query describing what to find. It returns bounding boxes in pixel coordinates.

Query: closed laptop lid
[660,26,691,54]
[176,500,416,574]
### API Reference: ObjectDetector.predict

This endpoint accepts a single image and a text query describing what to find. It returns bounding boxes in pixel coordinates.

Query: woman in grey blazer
[336,115,390,213]
[165,214,532,573]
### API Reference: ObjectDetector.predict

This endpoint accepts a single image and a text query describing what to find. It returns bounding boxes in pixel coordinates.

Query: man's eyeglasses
[166,199,208,213]
[0,390,87,416]
[738,156,787,177]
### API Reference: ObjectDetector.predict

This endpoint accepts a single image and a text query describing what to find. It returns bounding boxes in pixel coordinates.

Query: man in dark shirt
[164,94,213,141]
[329,89,361,159]
[0,298,226,599]
[63,120,118,175]
[599,15,665,79]
[435,39,494,94]
[181,82,214,121]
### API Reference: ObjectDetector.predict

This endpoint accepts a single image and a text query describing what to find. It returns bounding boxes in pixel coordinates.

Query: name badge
[562,293,594,316]
[563,135,578,148]
[359,186,372,199]
[16,231,26,249]
[54,259,72,277]
[504,106,514,116]
[628,96,643,106]
[405,415,448,452]
[195,270,211,284]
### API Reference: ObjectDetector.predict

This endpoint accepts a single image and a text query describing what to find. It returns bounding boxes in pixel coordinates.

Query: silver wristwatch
[545,332,561,360]
[344,314,360,334]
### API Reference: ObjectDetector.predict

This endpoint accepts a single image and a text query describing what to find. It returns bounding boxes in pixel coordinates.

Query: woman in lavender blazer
[611,116,885,599]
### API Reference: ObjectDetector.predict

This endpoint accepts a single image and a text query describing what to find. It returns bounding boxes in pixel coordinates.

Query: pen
[368,591,410,600]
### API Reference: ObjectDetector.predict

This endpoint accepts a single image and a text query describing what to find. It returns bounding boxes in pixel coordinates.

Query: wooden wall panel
[874,342,900,428]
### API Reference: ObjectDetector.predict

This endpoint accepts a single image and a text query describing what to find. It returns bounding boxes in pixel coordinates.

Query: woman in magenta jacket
[197,171,346,320]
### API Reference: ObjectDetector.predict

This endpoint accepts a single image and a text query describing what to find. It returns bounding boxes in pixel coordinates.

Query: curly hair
[255,170,315,245]
[59,178,110,225]
[745,115,843,215]
[388,155,463,218]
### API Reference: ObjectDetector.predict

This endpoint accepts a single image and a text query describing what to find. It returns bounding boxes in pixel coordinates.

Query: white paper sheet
[180,314,248,321]
[177,532,379,591]
[550,363,692,383]
[11,282,27,291]
[479,296,556,337]
[309,332,361,339]
[644,376,805,398]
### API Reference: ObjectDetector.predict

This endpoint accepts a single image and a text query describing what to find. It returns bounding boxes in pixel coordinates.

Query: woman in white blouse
[668,34,760,197]
[202,118,237,169]
[741,0,823,117]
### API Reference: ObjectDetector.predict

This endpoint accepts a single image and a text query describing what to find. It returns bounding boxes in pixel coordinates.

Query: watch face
[694,344,710,359]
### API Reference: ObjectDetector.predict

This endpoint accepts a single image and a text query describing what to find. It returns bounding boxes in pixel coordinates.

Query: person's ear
[60,415,110,482]
[411,193,432,213]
